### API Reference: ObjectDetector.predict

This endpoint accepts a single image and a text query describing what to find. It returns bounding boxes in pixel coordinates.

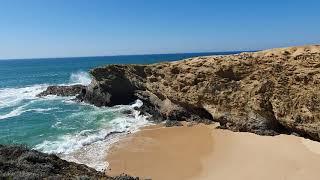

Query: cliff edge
[75,45,320,140]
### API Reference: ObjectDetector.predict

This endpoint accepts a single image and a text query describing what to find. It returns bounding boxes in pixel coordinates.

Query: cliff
[77,45,320,140]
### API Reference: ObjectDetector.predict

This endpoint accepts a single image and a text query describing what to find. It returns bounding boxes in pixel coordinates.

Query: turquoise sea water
[0,52,240,170]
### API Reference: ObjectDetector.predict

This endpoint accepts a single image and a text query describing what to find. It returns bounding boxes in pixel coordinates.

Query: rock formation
[75,45,320,141]
[0,145,138,179]
[37,84,85,97]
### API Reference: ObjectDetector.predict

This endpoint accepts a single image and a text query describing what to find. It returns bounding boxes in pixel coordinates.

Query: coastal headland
[77,45,320,141]
[4,45,320,179]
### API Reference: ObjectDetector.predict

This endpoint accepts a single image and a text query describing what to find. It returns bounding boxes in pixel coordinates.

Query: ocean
[0,52,240,170]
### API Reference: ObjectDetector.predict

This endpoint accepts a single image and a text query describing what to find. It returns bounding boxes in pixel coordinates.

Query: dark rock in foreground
[0,144,139,180]
[165,120,183,127]
[37,84,85,97]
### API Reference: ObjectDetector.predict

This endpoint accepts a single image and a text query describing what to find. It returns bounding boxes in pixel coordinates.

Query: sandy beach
[106,123,320,180]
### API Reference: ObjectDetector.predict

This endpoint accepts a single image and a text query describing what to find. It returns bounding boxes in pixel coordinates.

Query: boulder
[37,84,85,97]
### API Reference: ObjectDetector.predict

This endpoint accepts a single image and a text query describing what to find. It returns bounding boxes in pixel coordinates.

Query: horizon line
[0,50,257,61]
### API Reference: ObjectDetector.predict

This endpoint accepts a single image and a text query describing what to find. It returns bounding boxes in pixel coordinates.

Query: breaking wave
[0,84,48,109]
[0,71,149,171]
[69,71,92,85]
[0,71,92,120]
[0,105,60,120]
[34,100,150,171]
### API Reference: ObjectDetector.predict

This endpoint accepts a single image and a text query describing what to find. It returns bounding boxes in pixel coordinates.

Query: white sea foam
[34,100,150,171]
[69,71,92,85]
[1,70,146,171]
[0,71,92,120]
[0,104,28,120]
[36,100,147,153]
[0,84,48,108]
[0,105,59,120]
[0,71,90,109]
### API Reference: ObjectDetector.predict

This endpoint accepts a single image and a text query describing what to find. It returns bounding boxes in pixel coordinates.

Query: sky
[0,0,319,59]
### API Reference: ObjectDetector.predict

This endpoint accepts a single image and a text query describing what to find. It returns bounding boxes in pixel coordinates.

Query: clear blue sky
[0,0,319,59]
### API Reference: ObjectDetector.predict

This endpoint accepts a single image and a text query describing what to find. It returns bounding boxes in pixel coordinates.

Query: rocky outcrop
[37,85,85,97]
[0,144,138,179]
[77,65,147,107]
[77,45,320,141]
[164,120,183,127]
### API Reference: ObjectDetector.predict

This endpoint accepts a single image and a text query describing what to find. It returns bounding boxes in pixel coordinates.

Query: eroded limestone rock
[79,45,320,140]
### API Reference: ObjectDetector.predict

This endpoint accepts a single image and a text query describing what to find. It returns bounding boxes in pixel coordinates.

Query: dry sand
[106,123,320,180]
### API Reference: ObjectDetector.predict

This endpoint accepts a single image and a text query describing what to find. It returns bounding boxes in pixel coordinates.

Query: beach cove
[2,45,320,179]
[106,123,320,180]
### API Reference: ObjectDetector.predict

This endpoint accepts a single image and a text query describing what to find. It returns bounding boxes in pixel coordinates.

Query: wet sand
[106,124,320,180]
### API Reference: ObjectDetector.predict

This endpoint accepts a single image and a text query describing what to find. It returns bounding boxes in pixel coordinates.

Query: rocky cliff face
[77,45,320,140]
